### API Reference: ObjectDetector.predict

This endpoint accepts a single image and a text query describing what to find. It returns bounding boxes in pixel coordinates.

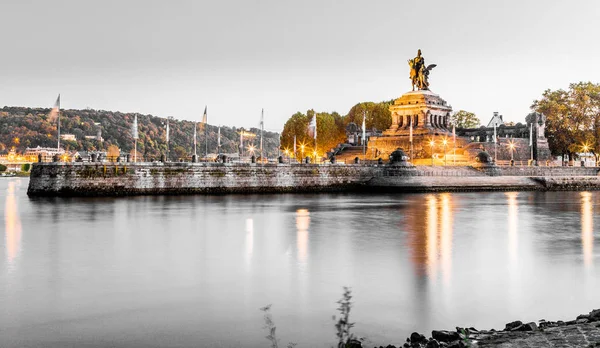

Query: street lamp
[508,141,515,165]
[429,140,435,166]
[442,138,448,166]
[300,144,305,161]
[313,150,318,164]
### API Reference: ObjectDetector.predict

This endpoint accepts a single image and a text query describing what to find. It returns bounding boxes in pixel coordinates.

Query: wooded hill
[0,106,280,160]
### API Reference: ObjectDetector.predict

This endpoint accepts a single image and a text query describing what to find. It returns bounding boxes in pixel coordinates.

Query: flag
[308,115,317,140]
[132,115,139,139]
[529,124,533,146]
[493,124,497,143]
[362,110,366,145]
[166,120,170,143]
[202,105,207,126]
[54,94,60,112]
[218,126,221,149]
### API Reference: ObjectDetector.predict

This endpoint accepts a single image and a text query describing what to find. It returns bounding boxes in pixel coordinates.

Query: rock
[446,341,465,348]
[590,309,600,321]
[403,343,410,348]
[410,332,427,344]
[511,324,525,331]
[385,345,397,348]
[557,321,566,326]
[345,339,362,348]
[566,320,577,325]
[432,330,460,343]
[523,322,538,331]
[505,321,523,331]
[577,318,590,324]
[425,339,440,348]
[577,314,591,320]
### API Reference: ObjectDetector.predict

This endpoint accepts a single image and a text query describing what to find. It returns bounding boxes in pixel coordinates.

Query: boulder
[590,309,600,321]
[432,330,460,343]
[410,332,427,344]
[505,321,523,331]
[522,322,538,331]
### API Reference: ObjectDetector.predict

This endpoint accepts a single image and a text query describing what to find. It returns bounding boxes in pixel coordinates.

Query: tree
[107,144,120,161]
[345,101,392,131]
[531,82,600,160]
[280,112,310,159]
[451,110,480,128]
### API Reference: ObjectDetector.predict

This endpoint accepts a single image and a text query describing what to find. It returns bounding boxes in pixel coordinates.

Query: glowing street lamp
[507,141,516,165]
[313,151,318,163]
[300,144,305,160]
[429,140,435,166]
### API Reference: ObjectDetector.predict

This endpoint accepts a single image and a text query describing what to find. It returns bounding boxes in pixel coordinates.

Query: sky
[1,0,599,132]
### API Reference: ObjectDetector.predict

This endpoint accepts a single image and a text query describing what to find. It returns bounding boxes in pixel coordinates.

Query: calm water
[1,178,599,347]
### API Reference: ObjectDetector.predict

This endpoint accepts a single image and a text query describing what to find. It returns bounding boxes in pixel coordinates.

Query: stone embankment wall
[27,162,378,196]
[27,162,600,196]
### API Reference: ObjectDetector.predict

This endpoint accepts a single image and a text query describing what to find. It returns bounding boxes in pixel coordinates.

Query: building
[60,134,76,141]
[24,146,65,162]
[486,112,504,128]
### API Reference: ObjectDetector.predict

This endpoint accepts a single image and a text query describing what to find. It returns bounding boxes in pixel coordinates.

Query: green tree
[531,82,600,160]
[345,101,392,131]
[451,110,480,128]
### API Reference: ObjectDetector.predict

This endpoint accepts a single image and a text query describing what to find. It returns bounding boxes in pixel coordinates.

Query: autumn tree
[531,82,600,160]
[107,144,120,161]
[451,110,480,128]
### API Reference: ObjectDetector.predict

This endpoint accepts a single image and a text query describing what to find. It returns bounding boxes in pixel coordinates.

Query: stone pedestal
[369,89,454,159]
[384,89,453,136]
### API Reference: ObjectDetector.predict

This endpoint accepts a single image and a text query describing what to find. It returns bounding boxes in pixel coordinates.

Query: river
[1,178,598,347]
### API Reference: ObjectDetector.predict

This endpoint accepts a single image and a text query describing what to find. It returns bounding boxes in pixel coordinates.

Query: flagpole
[409,118,413,162]
[166,117,170,161]
[57,94,61,151]
[260,108,264,164]
[494,123,497,163]
[452,123,456,165]
[133,114,139,163]
[362,110,366,159]
[530,123,533,163]
[194,121,197,158]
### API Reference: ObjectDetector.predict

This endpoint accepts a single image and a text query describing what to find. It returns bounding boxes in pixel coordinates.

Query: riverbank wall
[26,162,600,196]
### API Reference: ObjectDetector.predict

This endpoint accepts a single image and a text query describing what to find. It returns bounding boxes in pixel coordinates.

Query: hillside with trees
[0,107,280,160]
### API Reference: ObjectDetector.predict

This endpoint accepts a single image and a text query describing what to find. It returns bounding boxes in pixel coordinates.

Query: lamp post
[300,144,305,162]
[429,140,435,166]
[442,138,448,166]
[583,144,589,167]
[508,141,515,166]
[313,151,318,164]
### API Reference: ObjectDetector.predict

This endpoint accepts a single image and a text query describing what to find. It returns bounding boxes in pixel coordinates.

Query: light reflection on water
[1,178,599,348]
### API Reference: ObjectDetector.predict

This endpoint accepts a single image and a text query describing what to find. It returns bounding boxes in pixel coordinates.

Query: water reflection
[506,192,519,264]
[581,192,593,268]
[4,180,22,267]
[439,193,453,285]
[296,209,310,265]
[245,218,253,269]
[420,194,454,282]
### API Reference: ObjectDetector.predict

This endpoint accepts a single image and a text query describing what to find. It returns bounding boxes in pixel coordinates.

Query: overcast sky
[1,0,599,131]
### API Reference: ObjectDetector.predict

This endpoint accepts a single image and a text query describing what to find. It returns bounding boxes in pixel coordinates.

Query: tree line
[280,101,394,158]
[0,107,280,160]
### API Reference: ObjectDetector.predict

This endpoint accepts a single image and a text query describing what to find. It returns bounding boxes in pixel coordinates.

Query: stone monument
[369,49,454,159]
